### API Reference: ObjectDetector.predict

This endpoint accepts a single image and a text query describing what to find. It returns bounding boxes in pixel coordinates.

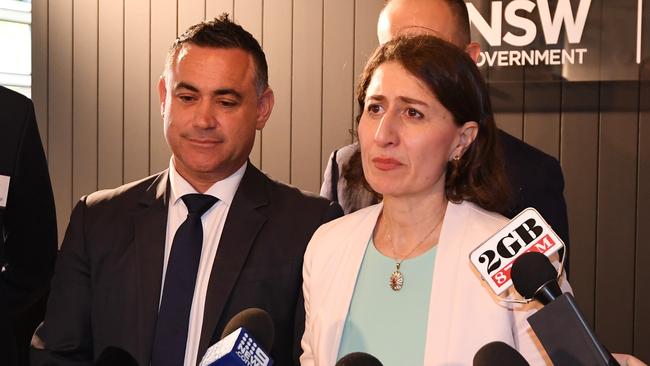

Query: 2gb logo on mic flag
[469,208,565,296]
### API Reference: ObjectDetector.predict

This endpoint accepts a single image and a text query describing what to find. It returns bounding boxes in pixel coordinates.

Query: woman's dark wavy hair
[351,34,511,213]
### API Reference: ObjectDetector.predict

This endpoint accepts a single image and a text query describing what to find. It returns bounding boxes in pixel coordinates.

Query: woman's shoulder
[305,203,382,257]
[452,200,510,234]
[311,203,382,239]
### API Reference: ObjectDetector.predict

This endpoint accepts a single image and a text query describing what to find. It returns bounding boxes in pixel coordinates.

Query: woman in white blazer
[300,35,570,366]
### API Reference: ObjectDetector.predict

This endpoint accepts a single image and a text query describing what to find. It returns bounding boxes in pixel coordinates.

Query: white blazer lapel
[315,203,383,366]
[423,201,471,364]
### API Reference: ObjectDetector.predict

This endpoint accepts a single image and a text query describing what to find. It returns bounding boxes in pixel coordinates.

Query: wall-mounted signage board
[468,0,648,81]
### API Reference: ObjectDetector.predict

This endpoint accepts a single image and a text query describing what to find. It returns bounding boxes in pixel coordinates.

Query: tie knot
[181,194,218,217]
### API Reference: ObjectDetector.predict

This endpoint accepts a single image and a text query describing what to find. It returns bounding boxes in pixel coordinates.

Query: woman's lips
[372,157,402,171]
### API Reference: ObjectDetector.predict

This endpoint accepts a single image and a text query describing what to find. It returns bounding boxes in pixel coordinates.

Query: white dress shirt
[161,159,246,366]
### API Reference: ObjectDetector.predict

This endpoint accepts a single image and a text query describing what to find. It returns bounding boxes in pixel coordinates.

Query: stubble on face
[159,45,264,192]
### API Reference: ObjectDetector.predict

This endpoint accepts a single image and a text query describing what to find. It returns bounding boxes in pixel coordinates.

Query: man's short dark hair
[384,0,472,47]
[165,13,268,94]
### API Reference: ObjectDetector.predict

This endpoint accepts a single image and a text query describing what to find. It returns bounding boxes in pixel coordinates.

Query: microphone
[335,352,383,366]
[95,347,138,366]
[199,308,275,366]
[511,252,620,366]
[473,341,530,366]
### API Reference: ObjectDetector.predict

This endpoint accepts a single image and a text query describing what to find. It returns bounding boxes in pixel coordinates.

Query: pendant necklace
[385,213,444,291]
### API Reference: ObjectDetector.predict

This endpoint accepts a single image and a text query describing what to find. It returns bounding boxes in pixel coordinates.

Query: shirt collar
[168,158,246,208]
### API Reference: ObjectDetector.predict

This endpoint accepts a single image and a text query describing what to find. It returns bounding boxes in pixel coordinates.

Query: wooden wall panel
[261,0,292,182]
[234,0,263,167]
[560,81,599,325]
[178,0,205,32]
[596,82,639,353]
[149,0,175,174]
[594,0,640,353]
[72,0,98,203]
[291,0,323,192]
[124,0,151,183]
[523,81,561,159]
[490,80,524,139]
[321,0,355,178]
[633,5,650,360]
[636,76,650,362]
[206,0,234,18]
[48,0,73,242]
[352,0,383,120]
[31,0,48,151]
[97,0,124,189]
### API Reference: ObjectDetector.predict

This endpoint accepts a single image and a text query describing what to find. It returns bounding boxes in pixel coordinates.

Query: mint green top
[337,238,437,365]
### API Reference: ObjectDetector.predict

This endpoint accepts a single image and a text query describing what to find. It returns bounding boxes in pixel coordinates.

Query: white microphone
[469,207,566,296]
[199,308,275,366]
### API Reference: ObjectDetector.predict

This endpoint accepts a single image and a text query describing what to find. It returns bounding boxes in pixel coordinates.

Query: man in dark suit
[31,15,342,366]
[0,86,58,366]
[322,0,569,272]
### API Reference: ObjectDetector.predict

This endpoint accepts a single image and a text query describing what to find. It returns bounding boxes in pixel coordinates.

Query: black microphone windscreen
[95,346,138,366]
[473,341,530,366]
[220,307,274,352]
[335,352,383,366]
[511,251,558,299]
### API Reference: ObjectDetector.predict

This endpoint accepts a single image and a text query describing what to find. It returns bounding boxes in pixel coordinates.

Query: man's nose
[193,99,217,128]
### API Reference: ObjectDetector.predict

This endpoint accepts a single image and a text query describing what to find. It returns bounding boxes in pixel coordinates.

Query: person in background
[0,86,58,366]
[31,15,341,366]
[302,34,571,366]
[321,0,571,274]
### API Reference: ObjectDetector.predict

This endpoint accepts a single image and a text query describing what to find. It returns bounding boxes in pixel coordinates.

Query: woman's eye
[405,108,423,119]
[366,104,383,114]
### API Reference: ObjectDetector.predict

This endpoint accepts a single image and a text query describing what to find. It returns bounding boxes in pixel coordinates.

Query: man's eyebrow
[173,83,243,100]
[214,88,243,100]
[174,82,199,92]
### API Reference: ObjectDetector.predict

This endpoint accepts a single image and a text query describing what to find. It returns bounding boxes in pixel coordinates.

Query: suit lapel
[197,164,268,359]
[319,204,382,366]
[133,171,169,365]
[423,201,466,364]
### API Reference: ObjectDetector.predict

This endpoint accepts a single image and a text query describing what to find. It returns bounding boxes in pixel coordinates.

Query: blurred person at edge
[301,34,571,366]
[320,0,571,275]
[0,86,57,366]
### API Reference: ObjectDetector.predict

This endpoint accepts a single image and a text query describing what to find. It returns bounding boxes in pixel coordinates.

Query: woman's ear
[452,121,479,159]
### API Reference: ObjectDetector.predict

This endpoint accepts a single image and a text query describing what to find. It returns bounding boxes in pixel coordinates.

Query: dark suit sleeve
[293,201,343,365]
[0,94,57,366]
[0,97,57,305]
[532,156,570,273]
[31,199,94,366]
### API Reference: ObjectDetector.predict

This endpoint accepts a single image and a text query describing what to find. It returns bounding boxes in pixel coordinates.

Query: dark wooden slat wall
[634,1,650,361]
[594,0,641,355]
[637,74,650,362]
[596,81,639,354]
[561,81,599,326]
[30,0,649,361]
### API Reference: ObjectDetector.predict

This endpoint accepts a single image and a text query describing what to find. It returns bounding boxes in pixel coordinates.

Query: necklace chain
[385,213,444,264]
[384,211,445,291]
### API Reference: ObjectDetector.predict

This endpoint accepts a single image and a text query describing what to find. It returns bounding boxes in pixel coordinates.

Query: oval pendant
[390,270,404,291]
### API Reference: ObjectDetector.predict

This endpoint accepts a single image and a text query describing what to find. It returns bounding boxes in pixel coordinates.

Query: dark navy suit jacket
[32,164,342,366]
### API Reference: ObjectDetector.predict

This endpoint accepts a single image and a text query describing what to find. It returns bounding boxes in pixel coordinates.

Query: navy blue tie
[151,194,218,366]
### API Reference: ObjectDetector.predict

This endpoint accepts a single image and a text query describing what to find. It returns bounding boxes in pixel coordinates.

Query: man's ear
[255,87,275,130]
[158,76,167,116]
[465,41,481,63]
